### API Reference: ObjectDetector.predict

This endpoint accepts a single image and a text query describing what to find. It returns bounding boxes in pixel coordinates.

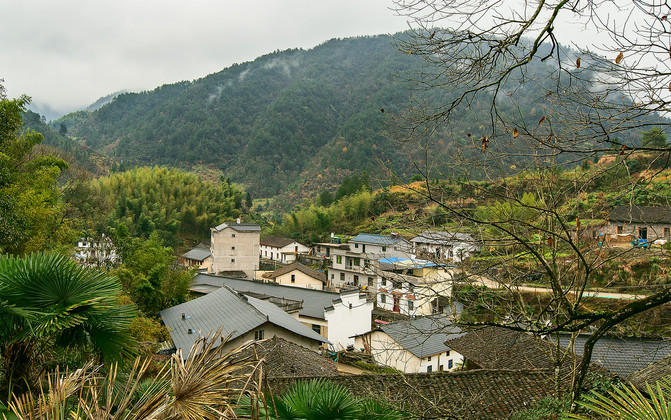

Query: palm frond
[568,378,671,420]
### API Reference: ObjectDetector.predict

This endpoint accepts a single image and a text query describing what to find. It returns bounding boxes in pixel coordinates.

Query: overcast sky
[0,0,409,117]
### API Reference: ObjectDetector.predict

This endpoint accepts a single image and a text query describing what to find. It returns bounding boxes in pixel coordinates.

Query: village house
[74,235,119,268]
[159,285,328,357]
[179,242,212,271]
[354,316,464,373]
[264,262,328,290]
[374,257,457,316]
[210,219,260,278]
[328,233,413,289]
[309,236,349,259]
[259,236,309,264]
[605,205,671,243]
[411,230,479,263]
[189,273,372,351]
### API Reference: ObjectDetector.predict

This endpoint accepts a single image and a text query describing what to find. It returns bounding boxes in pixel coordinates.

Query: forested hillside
[56,33,643,207]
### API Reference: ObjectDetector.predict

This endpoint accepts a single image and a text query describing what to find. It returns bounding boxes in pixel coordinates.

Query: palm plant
[0,252,138,397]
[567,376,671,419]
[6,331,265,419]
[238,378,406,420]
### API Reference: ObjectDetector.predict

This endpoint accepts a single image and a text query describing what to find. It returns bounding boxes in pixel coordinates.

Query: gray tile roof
[380,316,464,358]
[629,355,671,389]
[160,285,327,355]
[411,230,475,244]
[212,221,261,232]
[192,273,340,320]
[559,334,671,379]
[260,236,299,248]
[350,233,407,246]
[609,206,671,224]
[267,262,326,284]
[181,247,212,261]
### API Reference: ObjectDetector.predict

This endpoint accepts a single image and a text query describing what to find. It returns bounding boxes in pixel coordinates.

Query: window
[312,324,321,334]
[336,255,342,264]
[617,225,624,234]
[408,301,414,311]
[353,257,360,266]
[382,246,386,252]
[665,227,671,238]
[353,275,359,285]
[340,273,345,281]
[448,359,453,369]
[231,259,235,263]
[232,246,235,250]
[368,277,374,286]
[265,251,267,256]
[380,294,386,303]
[232,233,236,238]
[331,274,334,280]
[291,274,296,283]
[355,243,359,248]
[381,278,387,286]
[427,365,433,373]
[254,330,264,340]
[427,356,432,361]
[439,365,444,372]
[446,350,450,356]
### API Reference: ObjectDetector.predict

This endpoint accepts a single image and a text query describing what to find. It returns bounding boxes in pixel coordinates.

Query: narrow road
[472,276,646,300]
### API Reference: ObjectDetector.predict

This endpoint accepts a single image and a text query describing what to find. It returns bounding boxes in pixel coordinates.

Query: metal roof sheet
[350,233,407,246]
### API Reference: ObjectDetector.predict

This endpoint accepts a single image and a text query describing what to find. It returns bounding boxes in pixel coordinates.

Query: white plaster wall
[325,292,372,351]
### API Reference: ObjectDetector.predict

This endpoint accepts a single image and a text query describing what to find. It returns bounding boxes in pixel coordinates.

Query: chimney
[187,328,193,334]
[181,313,186,320]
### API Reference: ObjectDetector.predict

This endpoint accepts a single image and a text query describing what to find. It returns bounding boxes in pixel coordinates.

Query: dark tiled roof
[191,273,340,320]
[559,334,671,379]
[379,316,464,358]
[233,336,339,378]
[260,236,299,248]
[159,285,326,354]
[267,262,326,284]
[181,246,212,262]
[628,355,671,389]
[609,206,671,224]
[212,221,261,232]
[268,370,555,419]
[446,327,560,370]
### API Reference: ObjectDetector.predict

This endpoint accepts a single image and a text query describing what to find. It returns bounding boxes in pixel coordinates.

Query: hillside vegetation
[54,33,626,208]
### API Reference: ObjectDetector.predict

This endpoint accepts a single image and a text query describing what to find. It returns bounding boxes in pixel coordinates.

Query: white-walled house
[265,262,327,290]
[180,242,212,271]
[160,285,328,357]
[328,233,413,290]
[375,258,457,316]
[260,237,310,263]
[412,231,480,263]
[324,289,373,350]
[75,235,119,268]
[210,219,260,278]
[189,273,372,351]
[354,316,464,373]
